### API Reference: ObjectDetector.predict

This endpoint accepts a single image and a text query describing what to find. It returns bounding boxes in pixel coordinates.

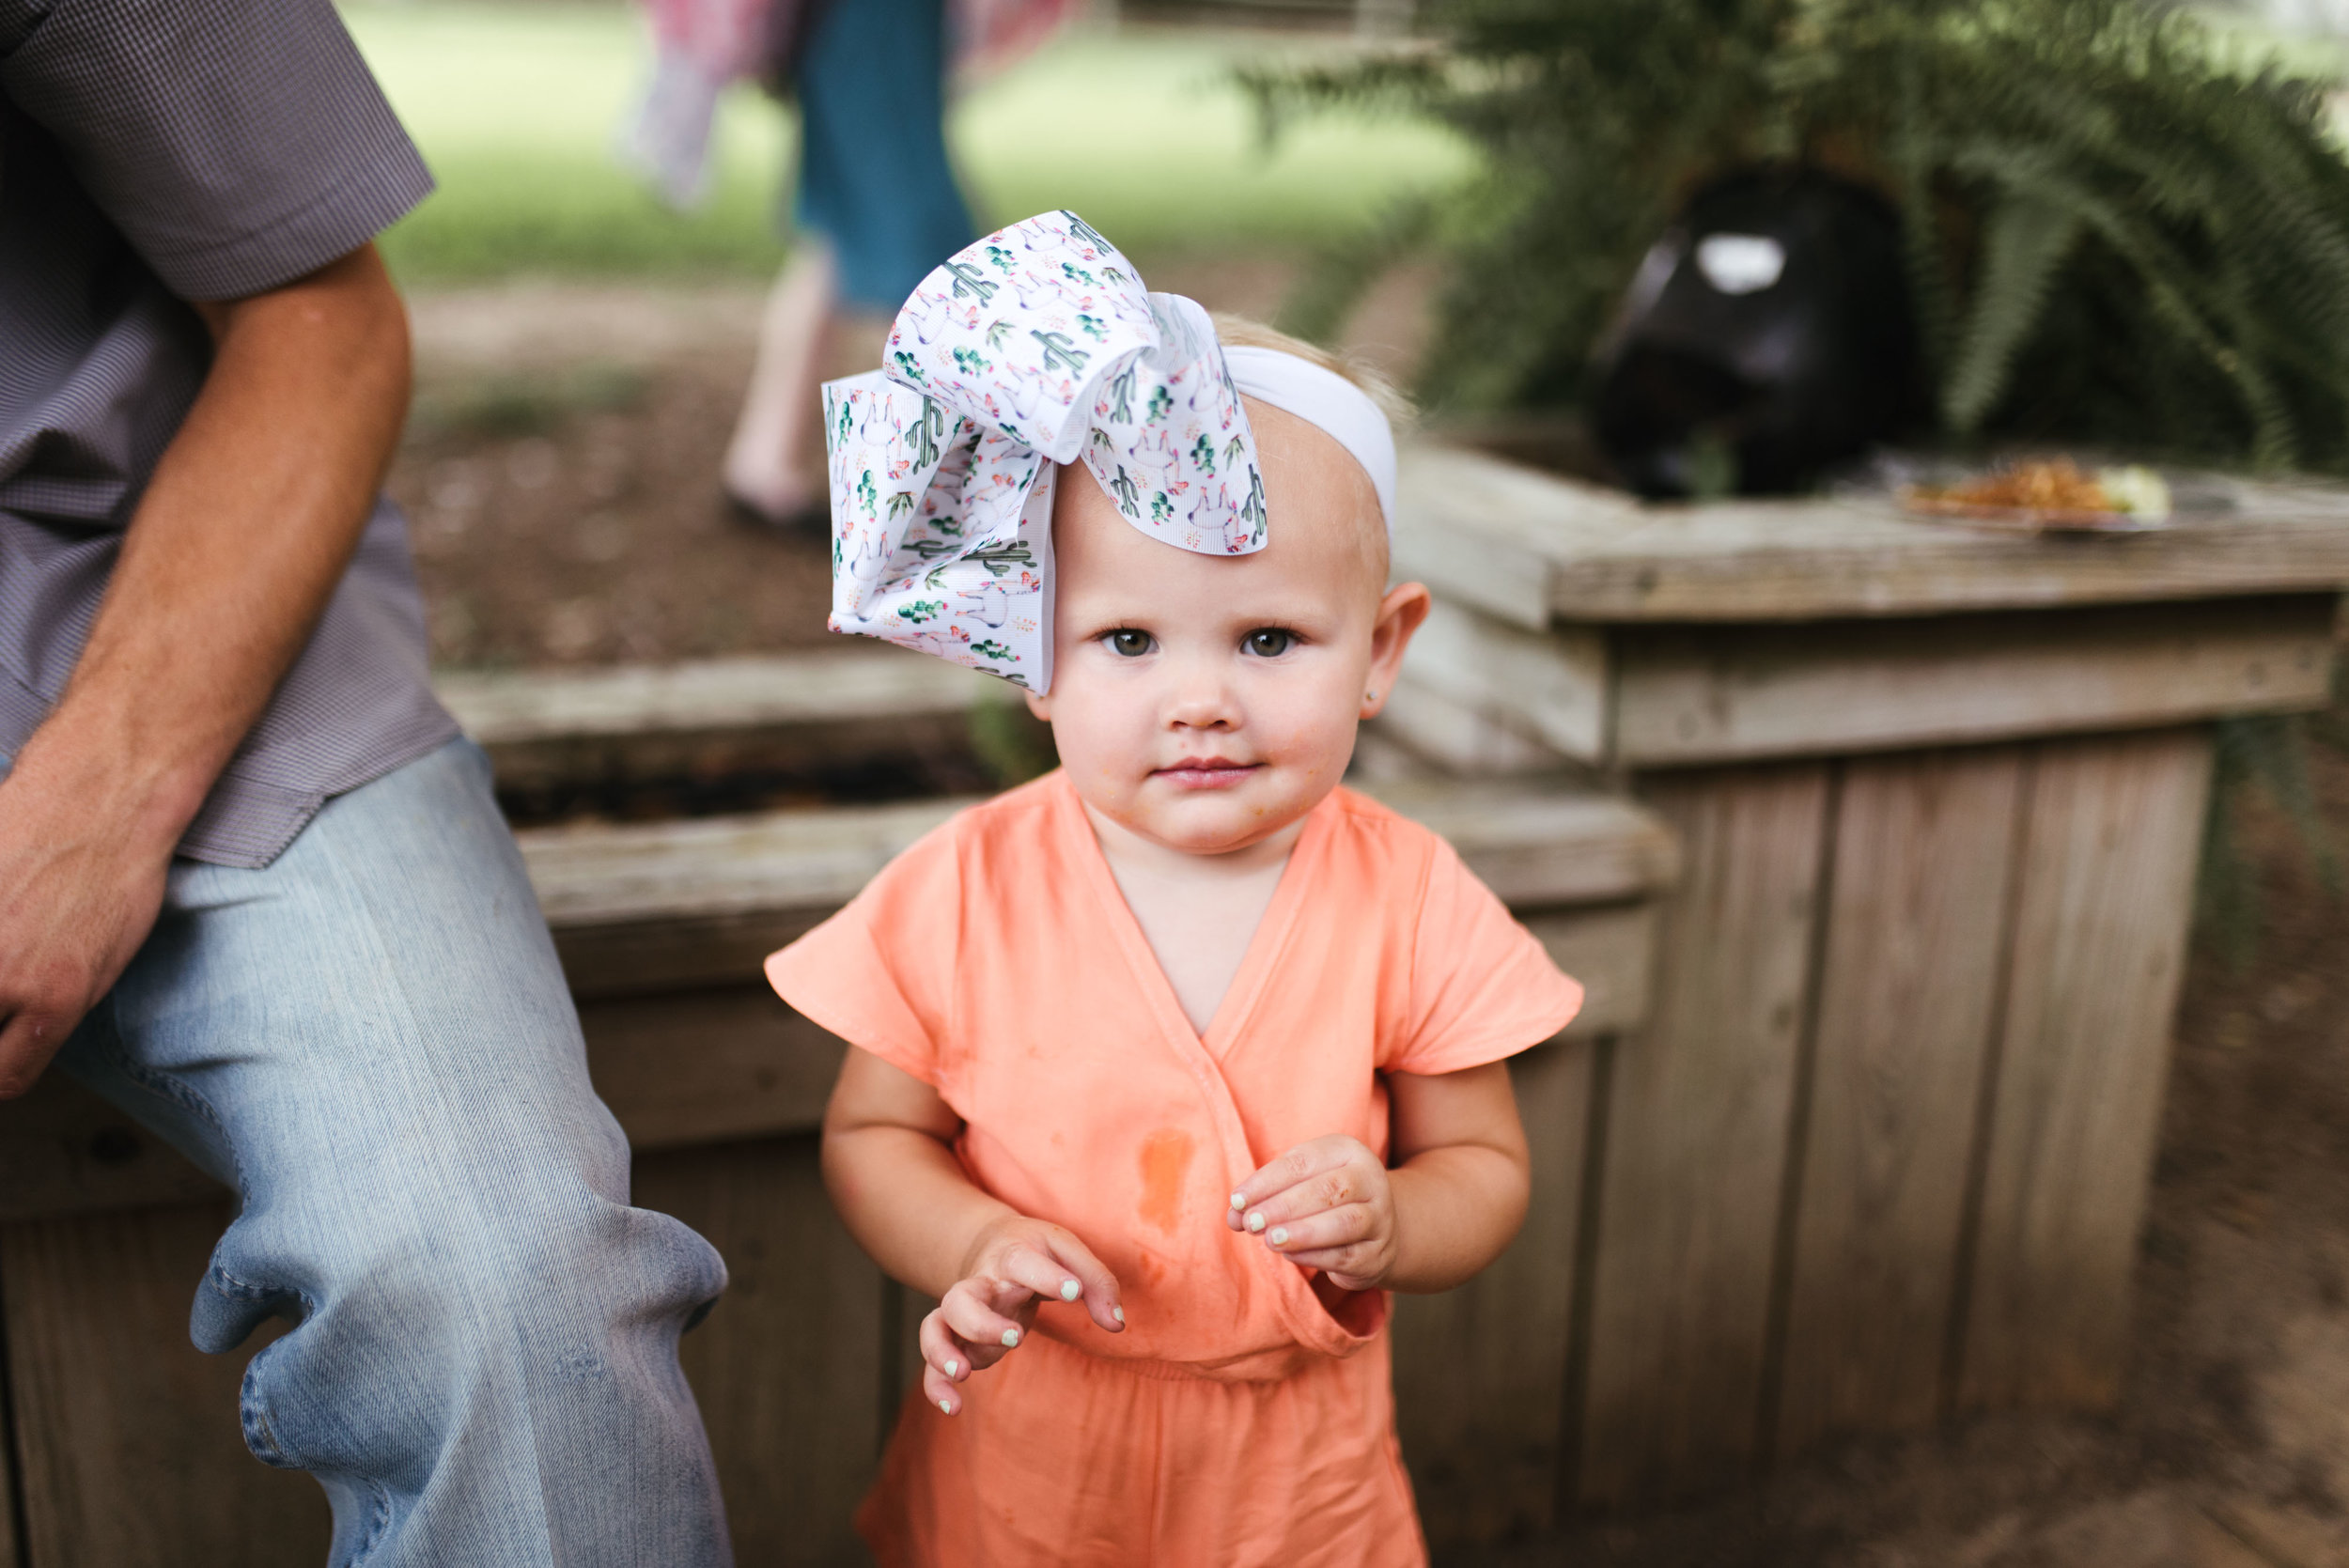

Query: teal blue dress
[791,0,977,311]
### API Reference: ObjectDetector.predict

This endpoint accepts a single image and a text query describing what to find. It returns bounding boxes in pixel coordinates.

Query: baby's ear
[1023,688,1052,722]
[1364,582,1433,716]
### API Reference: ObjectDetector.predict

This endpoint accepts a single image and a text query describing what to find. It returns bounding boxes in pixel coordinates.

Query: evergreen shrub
[1252,0,2349,470]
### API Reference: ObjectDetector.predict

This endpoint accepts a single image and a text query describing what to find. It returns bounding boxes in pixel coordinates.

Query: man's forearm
[0,242,412,1090]
[9,243,412,851]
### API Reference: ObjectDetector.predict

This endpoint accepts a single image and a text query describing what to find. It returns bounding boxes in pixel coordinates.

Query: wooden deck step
[435,648,1007,791]
[0,780,1676,1219]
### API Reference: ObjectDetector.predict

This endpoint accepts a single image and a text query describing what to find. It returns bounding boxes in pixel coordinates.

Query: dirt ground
[397,276,2349,1568]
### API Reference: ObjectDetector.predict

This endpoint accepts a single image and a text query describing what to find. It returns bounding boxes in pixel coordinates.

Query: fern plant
[1249,0,2349,469]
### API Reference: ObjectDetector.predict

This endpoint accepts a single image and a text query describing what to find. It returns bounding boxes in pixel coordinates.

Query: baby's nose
[1166,684,1239,730]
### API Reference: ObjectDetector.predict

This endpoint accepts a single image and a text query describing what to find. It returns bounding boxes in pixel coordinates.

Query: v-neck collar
[1048,774,1383,1362]
[1052,772,1330,1060]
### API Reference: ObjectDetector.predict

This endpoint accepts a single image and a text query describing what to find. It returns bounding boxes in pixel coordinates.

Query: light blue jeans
[52,738,733,1567]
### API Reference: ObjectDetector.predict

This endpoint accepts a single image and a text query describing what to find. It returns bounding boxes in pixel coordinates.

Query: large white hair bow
[823,210,1268,691]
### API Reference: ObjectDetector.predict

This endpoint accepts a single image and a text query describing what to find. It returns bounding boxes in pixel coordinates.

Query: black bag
[1592,167,1921,497]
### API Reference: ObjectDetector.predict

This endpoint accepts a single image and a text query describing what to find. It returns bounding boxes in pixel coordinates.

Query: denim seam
[236,1348,295,1467]
[227,1279,390,1565]
[101,1038,252,1205]
[206,1259,314,1310]
[347,1477,395,1565]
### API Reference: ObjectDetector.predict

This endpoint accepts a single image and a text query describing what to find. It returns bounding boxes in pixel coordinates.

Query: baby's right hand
[923,1217,1124,1416]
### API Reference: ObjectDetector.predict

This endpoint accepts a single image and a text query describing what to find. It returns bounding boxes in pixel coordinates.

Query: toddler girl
[767,211,1582,1567]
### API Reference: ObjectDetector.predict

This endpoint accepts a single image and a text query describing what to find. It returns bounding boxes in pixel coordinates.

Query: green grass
[345,2,1471,282]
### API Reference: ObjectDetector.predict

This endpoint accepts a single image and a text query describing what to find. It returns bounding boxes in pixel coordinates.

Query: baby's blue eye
[1106,629,1153,658]
[1244,629,1293,658]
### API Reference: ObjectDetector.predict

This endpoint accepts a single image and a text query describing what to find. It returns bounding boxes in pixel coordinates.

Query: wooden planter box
[1381,444,2349,1512]
[0,651,1677,1566]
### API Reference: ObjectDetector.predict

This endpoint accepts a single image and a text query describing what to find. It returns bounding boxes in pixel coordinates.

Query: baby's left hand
[1226,1135,1395,1293]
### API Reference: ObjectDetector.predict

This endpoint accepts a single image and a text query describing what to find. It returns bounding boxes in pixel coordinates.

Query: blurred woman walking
[624,0,1072,532]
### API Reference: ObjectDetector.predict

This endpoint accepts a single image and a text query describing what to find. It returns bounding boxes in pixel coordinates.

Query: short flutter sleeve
[765,817,965,1092]
[1384,836,1584,1078]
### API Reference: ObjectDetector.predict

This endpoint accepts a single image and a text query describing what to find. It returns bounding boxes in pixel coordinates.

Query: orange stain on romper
[1136,1127,1195,1234]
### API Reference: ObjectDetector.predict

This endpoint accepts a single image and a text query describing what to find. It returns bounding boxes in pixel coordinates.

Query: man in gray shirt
[1,1,732,1560]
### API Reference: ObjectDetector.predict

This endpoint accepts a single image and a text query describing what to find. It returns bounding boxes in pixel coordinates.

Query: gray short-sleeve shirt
[0,0,459,867]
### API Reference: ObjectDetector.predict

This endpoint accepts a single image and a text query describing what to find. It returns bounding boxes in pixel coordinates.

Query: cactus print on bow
[824,210,1268,691]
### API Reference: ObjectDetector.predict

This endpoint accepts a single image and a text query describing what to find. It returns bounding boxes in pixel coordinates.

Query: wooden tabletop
[1393,444,2349,628]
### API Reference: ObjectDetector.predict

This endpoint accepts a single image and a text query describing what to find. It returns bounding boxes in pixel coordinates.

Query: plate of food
[1900,458,2174,533]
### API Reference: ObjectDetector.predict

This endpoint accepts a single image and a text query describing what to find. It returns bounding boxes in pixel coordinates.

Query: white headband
[1222,346,1398,536]
[824,210,1402,691]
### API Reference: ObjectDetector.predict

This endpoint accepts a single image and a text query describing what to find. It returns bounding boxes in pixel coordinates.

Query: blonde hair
[1209,315,1417,433]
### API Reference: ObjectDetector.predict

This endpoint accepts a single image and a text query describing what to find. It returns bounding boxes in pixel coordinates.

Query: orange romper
[767,771,1582,1568]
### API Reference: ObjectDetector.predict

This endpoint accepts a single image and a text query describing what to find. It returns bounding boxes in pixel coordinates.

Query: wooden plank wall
[633,1139,885,1567]
[1956,730,2213,1411]
[1579,766,1832,1505]
[0,1204,324,1565]
[1773,751,2025,1452]
[1566,727,2213,1506]
[1392,1038,1595,1545]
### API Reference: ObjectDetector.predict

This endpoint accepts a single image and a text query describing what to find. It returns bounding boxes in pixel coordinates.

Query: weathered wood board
[1376,679,1574,777]
[526,799,972,1000]
[1363,782,1680,908]
[0,1078,225,1225]
[1392,1037,1593,1545]
[1579,766,1831,1505]
[1396,443,2349,627]
[437,649,1002,793]
[529,784,1677,1002]
[1612,596,2335,767]
[0,1203,327,1566]
[1955,729,2213,1411]
[1400,598,1610,761]
[1773,749,2025,1454]
[1522,904,1655,1042]
[580,987,844,1151]
[1394,591,2336,770]
[633,1137,886,1568]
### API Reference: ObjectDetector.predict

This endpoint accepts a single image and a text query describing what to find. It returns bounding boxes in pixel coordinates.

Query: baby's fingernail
[1246,1212,1267,1234]
[1060,1280,1081,1301]
[1001,1327,1021,1348]
[1269,1227,1290,1246]
[940,1398,955,1415]
[1112,1305,1126,1324]
[945,1358,959,1377]
[1230,1191,1247,1210]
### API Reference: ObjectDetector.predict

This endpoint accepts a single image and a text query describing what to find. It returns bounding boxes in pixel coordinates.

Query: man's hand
[0,751,180,1094]
[0,242,411,1094]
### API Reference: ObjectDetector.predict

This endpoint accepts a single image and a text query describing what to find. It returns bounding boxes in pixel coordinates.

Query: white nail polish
[1246,1212,1266,1234]
[1269,1227,1290,1246]
[1112,1306,1126,1324]
[1002,1327,1020,1348]
[944,1358,958,1377]
[1229,1191,1246,1210]
[940,1398,954,1414]
[1060,1280,1081,1301]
